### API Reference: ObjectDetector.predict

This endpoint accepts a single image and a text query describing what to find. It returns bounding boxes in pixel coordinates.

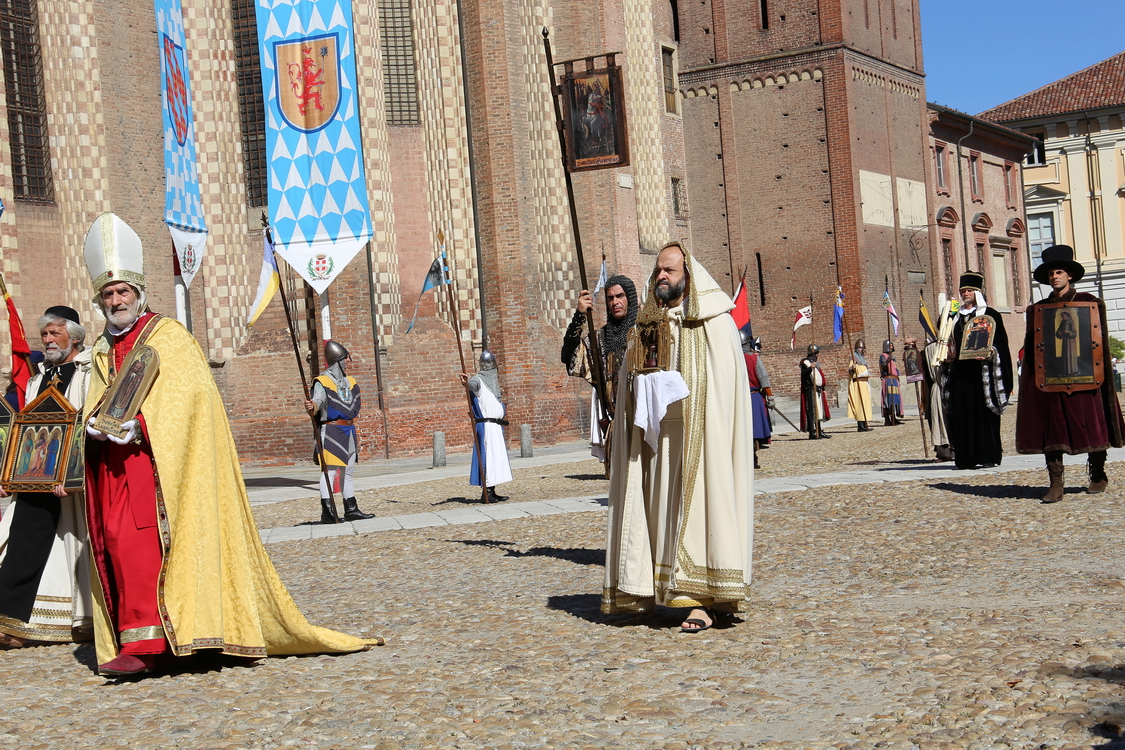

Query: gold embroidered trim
[119,626,164,644]
[29,607,70,620]
[35,595,71,603]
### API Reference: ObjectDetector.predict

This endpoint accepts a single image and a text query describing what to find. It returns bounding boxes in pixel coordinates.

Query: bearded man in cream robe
[602,242,754,632]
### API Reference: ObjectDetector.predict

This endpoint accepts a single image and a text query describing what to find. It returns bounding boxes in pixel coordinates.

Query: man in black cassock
[946,271,1012,469]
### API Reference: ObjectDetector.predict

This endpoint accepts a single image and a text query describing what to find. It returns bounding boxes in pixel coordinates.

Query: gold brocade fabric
[85,317,379,664]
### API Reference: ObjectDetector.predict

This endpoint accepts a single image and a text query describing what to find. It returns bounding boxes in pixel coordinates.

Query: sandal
[679,608,713,633]
[0,633,26,649]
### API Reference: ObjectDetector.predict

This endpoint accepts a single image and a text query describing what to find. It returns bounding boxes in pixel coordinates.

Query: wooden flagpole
[542,28,612,421]
[439,229,490,504]
[265,218,340,524]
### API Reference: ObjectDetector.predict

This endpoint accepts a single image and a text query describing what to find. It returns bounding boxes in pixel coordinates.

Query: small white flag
[791,305,812,349]
[592,259,609,296]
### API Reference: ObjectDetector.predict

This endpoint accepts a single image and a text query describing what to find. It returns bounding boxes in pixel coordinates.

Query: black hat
[1033,245,1085,285]
[44,305,80,324]
[958,272,984,292]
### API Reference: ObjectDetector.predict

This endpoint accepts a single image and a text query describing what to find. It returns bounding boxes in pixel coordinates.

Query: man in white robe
[602,242,754,632]
[464,351,513,503]
[0,306,93,647]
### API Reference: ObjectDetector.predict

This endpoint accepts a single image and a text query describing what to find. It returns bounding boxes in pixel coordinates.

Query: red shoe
[98,653,155,676]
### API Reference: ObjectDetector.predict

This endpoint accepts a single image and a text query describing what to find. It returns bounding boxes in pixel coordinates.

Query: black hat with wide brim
[1034,244,1085,285]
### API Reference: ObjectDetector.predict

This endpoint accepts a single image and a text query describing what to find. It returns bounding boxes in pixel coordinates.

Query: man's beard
[107,300,142,329]
[654,277,686,304]
[44,344,73,365]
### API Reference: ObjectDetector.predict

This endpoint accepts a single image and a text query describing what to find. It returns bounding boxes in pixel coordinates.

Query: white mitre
[84,212,146,296]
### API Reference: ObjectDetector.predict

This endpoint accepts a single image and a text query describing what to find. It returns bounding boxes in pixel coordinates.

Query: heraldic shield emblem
[274,34,341,133]
[162,34,190,146]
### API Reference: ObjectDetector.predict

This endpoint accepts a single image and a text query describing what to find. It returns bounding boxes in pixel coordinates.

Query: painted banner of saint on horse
[255,0,371,293]
[559,60,630,172]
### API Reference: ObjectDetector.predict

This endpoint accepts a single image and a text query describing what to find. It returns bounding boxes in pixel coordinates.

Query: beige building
[980,51,1125,329]
[925,103,1035,360]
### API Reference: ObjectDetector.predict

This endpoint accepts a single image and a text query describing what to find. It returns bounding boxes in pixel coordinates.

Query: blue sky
[920,0,1125,116]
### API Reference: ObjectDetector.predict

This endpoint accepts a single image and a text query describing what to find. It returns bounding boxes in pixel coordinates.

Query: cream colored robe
[602,257,754,613]
[846,362,873,422]
[0,348,93,642]
[85,315,379,664]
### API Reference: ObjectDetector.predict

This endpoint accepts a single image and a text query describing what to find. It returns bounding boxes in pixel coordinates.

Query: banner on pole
[156,0,208,288]
[256,0,372,294]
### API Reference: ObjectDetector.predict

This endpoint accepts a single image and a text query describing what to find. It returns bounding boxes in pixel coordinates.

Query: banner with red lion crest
[155,0,208,288]
[255,0,371,294]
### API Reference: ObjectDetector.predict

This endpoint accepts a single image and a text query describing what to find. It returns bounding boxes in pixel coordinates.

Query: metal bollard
[432,431,446,468]
[520,424,533,457]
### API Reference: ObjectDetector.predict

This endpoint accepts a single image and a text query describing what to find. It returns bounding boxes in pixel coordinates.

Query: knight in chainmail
[561,274,638,467]
[304,341,375,523]
[464,350,513,502]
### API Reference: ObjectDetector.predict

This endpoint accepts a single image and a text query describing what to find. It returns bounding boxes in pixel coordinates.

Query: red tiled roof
[977,51,1125,122]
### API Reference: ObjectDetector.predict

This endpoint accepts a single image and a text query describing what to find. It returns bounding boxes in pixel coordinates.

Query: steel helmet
[324,340,350,367]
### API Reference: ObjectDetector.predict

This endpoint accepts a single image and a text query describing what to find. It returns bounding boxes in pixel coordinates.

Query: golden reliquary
[626,318,673,374]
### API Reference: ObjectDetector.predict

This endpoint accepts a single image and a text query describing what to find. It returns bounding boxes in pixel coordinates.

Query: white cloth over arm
[631,370,690,452]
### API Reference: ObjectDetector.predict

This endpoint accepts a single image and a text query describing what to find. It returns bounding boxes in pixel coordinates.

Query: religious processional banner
[256,0,372,294]
[156,0,208,288]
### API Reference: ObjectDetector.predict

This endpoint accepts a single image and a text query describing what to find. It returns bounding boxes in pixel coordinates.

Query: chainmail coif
[601,274,638,354]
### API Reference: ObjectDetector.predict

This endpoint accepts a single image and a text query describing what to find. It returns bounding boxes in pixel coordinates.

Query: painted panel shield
[274,35,340,133]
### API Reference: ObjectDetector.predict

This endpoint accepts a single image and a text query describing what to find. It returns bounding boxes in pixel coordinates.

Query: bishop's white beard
[107,299,143,331]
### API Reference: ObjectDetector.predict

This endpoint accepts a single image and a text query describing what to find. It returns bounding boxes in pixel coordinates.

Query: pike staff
[542,28,612,420]
[266,219,341,524]
[439,229,491,504]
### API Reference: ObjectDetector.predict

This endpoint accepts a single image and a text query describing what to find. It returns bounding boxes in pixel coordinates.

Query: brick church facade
[0,0,1003,463]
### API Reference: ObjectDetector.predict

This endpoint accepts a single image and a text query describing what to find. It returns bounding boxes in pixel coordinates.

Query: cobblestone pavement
[4,410,1125,748]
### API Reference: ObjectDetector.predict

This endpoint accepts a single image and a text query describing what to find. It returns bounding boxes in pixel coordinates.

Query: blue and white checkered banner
[155,0,208,288]
[256,0,371,294]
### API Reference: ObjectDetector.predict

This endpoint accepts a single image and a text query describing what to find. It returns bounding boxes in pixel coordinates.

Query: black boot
[488,487,509,502]
[342,497,374,521]
[320,497,340,524]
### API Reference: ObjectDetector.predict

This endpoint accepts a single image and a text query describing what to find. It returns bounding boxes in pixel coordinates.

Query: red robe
[85,312,167,656]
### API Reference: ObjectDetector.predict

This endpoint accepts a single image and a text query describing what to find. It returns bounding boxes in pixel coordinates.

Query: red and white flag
[790,305,812,349]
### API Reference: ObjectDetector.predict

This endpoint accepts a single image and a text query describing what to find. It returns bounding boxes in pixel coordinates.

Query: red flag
[1,277,32,409]
[731,277,752,340]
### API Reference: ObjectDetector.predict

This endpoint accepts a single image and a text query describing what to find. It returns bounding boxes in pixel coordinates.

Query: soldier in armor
[799,344,831,439]
[304,340,374,523]
[879,340,904,426]
[462,350,513,502]
[742,332,773,468]
[561,275,638,469]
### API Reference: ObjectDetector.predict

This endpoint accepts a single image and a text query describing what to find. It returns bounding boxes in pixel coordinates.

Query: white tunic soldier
[464,350,513,502]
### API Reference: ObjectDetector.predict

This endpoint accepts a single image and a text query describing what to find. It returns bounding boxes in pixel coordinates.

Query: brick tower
[676,0,932,397]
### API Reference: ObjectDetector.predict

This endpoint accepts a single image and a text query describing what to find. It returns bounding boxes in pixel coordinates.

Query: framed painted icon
[559,60,630,172]
[959,315,996,360]
[1033,300,1103,392]
[62,411,86,492]
[903,344,924,383]
[92,344,160,439]
[1,386,79,493]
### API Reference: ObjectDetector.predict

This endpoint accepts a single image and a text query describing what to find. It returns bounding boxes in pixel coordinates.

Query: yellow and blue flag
[833,286,845,343]
[918,290,938,342]
[247,231,280,327]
